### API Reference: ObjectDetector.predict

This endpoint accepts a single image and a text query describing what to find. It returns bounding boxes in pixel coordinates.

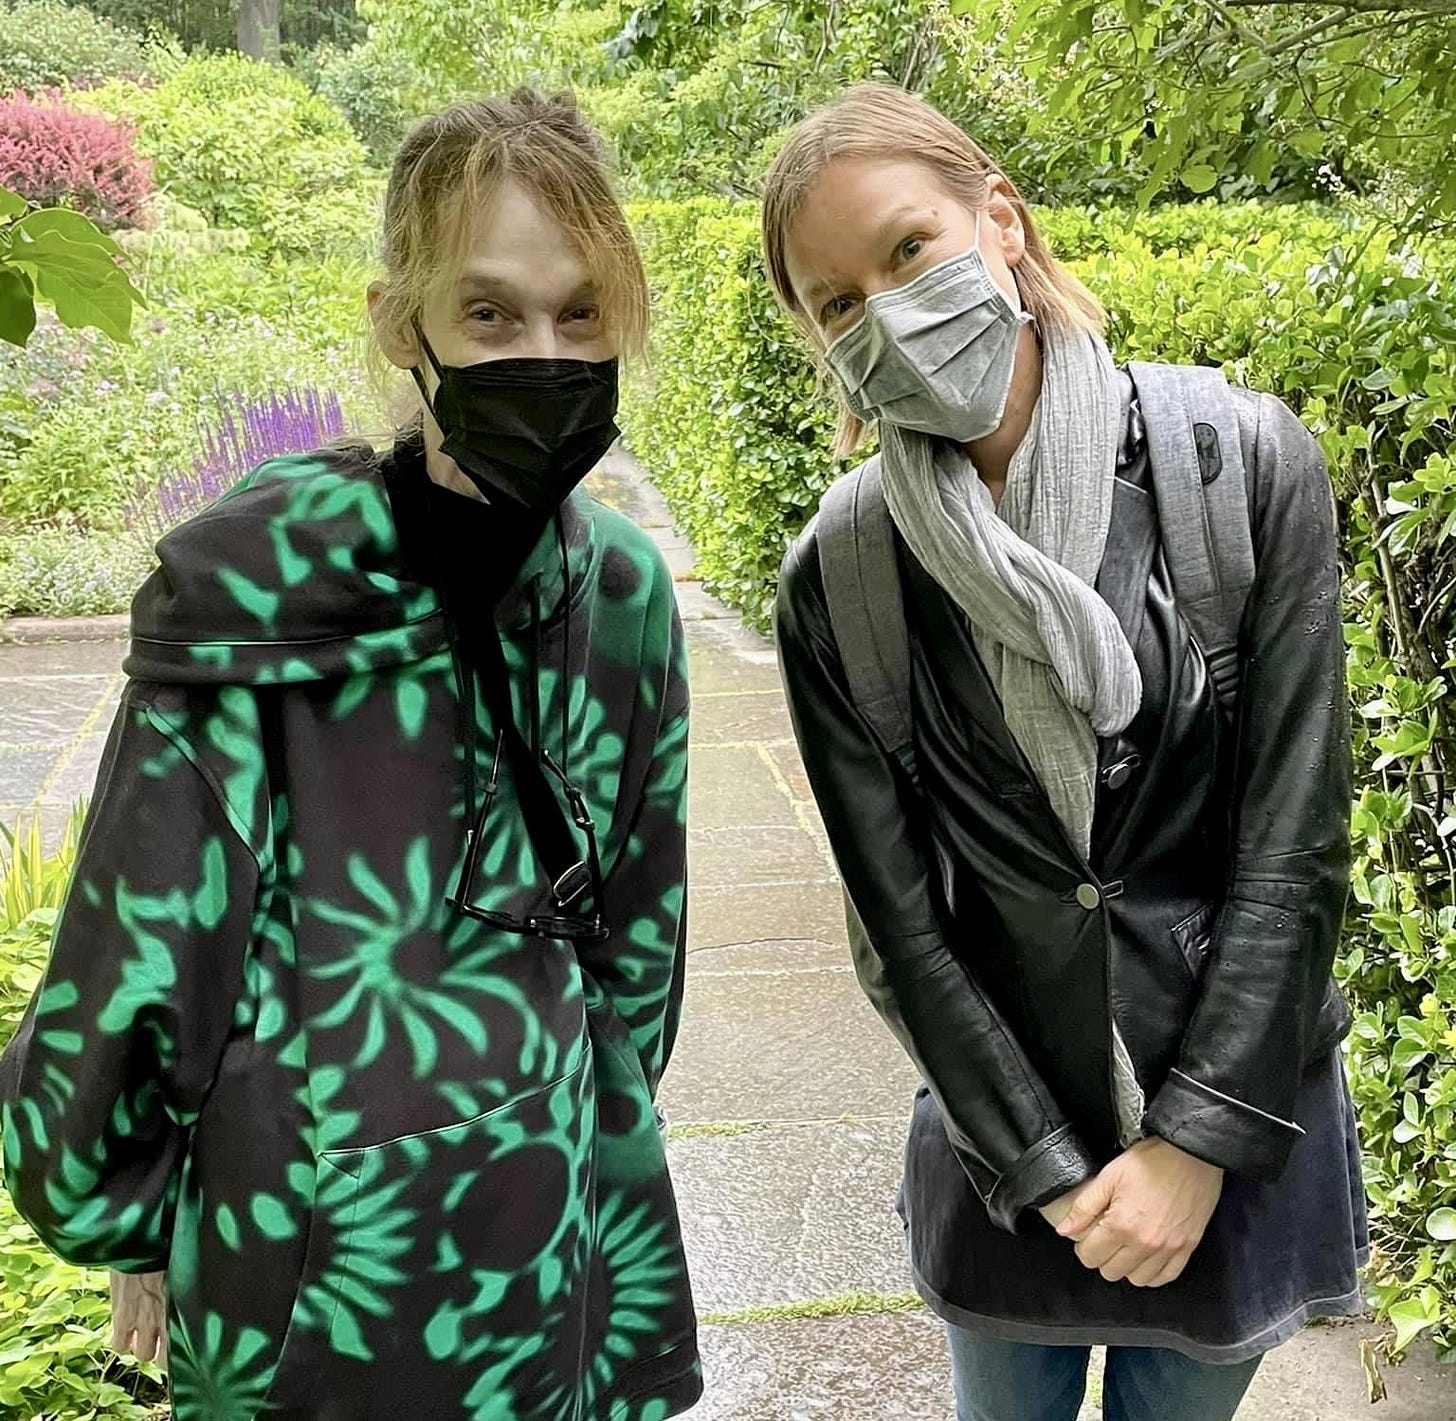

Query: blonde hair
[370,88,648,417]
[762,82,1105,455]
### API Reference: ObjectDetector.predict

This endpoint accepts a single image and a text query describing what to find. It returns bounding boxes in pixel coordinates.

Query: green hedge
[623,196,1456,1359]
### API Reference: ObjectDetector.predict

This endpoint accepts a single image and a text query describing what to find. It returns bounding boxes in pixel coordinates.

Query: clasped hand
[1039,1137,1223,1289]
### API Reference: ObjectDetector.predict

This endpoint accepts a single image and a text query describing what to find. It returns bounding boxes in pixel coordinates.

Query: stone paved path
[2,446,1454,1417]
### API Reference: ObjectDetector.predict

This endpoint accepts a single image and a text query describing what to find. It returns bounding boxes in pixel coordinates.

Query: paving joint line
[32,673,122,807]
[686,936,843,956]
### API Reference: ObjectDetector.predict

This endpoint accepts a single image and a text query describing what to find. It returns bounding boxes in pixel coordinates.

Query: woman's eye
[469,306,503,325]
[899,236,926,263]
[565,305,601,324]
[821,294,859,327]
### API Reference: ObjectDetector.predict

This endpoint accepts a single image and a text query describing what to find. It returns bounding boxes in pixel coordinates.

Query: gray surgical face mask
[824,213,1033,442]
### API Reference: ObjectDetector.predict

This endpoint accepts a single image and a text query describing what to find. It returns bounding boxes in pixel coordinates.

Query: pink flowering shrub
[0,90,152,230]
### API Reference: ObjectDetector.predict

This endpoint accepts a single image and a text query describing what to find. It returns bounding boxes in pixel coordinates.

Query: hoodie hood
[124,439,597,686]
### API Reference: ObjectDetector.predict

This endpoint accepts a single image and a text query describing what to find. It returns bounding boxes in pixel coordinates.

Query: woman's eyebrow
[456,271,520,303]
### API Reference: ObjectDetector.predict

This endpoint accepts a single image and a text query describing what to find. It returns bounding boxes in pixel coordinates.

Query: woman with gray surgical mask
[761,84,1365,1421]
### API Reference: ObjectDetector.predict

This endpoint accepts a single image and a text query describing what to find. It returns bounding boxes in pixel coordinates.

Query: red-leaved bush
[0,89,153,230]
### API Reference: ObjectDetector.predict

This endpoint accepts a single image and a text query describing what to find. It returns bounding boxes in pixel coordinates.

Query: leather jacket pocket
[1171,903,1218,982]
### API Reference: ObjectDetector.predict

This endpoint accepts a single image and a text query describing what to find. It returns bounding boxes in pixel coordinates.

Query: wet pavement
[2,447,1454,1418]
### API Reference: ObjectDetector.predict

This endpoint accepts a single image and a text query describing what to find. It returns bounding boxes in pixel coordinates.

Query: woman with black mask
[0,90,703,1421]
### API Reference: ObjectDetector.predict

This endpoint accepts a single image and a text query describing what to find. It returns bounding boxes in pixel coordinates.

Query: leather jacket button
[1075,883,1101,910]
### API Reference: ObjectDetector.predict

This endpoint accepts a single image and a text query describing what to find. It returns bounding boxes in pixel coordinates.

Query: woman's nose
[516,321,564,360]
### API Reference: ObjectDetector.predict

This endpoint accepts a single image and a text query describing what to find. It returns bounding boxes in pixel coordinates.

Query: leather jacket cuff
[984,1124,1099,1235]
[1144,1069,1305,1183]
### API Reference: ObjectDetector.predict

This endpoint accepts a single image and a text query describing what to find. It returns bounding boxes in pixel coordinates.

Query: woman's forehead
[436,180,594,303]
[784,158,957,293]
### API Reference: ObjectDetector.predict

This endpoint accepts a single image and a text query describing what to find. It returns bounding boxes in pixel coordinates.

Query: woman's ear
[368,282,420,372]
[983,177,1028,271]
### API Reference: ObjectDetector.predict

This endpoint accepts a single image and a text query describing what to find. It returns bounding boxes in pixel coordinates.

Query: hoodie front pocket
[259,1047,595,1419]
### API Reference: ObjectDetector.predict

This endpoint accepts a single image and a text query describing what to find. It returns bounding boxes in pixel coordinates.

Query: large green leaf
[12,207,120,257]
[10,229,143,342]
[0,265,35,347]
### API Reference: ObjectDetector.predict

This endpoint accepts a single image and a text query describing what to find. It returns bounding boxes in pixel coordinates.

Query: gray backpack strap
[1126,361,1256,716]
[817,456,917,780]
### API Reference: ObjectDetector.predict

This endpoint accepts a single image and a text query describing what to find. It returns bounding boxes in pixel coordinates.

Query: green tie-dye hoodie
[0,437,702,1420]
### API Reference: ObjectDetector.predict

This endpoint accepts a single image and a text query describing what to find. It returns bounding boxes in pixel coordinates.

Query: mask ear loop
[408,318,446,407]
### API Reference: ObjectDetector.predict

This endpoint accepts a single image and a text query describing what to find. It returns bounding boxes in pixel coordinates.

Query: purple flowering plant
[128,386,346,537]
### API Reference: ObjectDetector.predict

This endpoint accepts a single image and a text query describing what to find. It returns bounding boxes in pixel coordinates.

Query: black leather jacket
[774,387,1353,1234]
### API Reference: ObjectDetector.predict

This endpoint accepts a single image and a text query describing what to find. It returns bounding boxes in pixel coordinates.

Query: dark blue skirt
[900,1051,1368,1364]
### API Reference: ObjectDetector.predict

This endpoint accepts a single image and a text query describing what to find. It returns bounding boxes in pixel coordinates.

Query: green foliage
[0,0,156,93]
[304,38,418,164]
[0,244,372,530]
[0,804,85,934]
[86,0,363,61]
[621,199,842,625]
[991,0,1456,221]
[83,52,380,259]
[358,0,972,198]
[0,188,146,348]
[626,195,1456,1355]
[0,523,155,616]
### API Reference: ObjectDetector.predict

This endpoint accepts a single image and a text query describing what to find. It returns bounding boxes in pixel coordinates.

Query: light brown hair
[761,82,1104,455]
[371,88,648,405]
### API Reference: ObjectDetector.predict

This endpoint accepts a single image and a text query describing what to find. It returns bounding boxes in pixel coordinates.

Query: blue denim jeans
[947,1325,1263,1421]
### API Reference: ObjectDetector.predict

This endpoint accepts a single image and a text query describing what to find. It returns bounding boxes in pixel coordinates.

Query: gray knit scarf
[878,328,1142,858]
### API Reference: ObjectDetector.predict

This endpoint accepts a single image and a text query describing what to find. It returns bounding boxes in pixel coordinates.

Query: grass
[699,1291,925,1327]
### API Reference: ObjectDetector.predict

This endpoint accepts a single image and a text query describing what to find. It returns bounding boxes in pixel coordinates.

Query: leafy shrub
[128,386,345,538]
[83,52,377,257]
[621,199,842,624]
[0,523,154,617]
[0,91,152,230]
[306,39,416,164]
[0,0,154,95]
[624,195,1456,1357]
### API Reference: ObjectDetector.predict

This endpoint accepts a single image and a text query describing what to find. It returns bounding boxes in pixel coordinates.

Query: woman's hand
[1052,1137,1224,1287]
[110,1270,168,1367]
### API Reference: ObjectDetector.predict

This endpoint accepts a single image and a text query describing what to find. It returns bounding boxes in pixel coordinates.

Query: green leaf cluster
[991,0,1456,222]
[0,191,145,348]
[0,0,158,95]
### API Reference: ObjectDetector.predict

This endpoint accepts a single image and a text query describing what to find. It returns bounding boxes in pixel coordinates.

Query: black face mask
[412,333,621,514]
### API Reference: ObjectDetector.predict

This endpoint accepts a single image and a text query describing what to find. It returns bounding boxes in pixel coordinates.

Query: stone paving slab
[688,823,835,889]
[690,689,795,746]
[689,1313,1454,1421]
[687,879,847,952]
[0,638,126,677]
[687,1310,959,1420]
[689,743,803,831]
[663,939,920,1124]
[669,1120,911,1315]
[0,673,116,745]
[684,620,781,693]
[46,732,116,803]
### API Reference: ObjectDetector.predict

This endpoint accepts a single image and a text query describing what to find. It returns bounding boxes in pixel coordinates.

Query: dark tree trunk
[236,0,281,63]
